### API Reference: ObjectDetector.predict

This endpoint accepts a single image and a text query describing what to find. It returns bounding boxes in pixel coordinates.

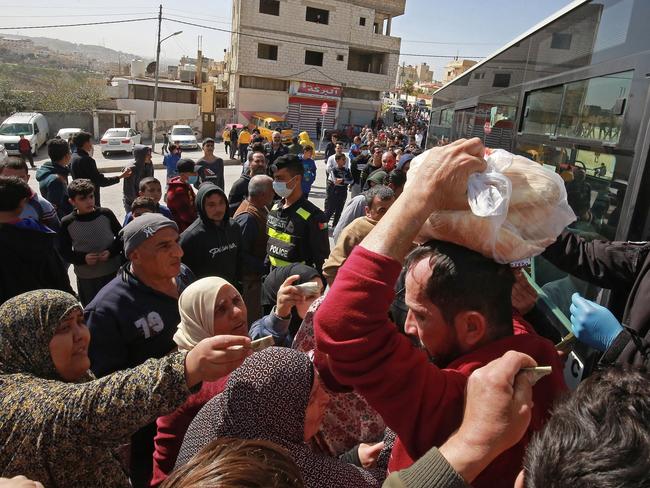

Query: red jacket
[150,377,229,487]
[314,247,567,488]
[18,138,31,153]
[166,177,197,233]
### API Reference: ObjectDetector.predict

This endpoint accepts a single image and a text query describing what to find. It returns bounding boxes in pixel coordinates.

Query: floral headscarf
[0,289,82,380]
[177,347,384,488]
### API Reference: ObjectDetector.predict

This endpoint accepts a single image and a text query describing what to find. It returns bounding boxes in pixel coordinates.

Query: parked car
[169,125,199,150]
[56,128,82,141]
[99,127,141,155]
[0,112,49,156]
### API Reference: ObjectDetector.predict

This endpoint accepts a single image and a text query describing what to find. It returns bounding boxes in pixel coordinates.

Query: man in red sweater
[314,138,566,488]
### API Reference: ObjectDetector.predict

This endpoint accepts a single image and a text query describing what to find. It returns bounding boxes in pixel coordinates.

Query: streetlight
[151,4,182,152]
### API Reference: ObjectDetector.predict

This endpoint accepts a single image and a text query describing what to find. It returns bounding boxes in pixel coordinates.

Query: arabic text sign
[298,81,342,98]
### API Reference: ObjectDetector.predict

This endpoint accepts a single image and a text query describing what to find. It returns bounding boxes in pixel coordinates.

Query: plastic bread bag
[405,148,576,264]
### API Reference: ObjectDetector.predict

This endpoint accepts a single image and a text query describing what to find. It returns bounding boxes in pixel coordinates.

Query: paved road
[26,145,335,290]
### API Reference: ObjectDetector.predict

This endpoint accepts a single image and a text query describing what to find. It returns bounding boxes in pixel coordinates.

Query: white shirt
[326,153,350,173]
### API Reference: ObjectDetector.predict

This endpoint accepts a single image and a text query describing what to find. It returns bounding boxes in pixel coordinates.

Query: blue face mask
[273,176,296,199]
[188,175,198,185]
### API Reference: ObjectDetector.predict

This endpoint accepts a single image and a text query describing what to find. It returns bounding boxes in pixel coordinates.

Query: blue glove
[569,293,623,351]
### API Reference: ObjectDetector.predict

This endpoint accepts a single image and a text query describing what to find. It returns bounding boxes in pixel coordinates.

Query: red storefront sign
[297,81,342,98]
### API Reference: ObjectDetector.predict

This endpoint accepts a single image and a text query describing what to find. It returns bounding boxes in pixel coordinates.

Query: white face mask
[273,176,296,199]
[361,150,369,156]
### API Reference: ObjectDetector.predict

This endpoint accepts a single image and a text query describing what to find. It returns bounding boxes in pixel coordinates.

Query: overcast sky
[0,0,573,79]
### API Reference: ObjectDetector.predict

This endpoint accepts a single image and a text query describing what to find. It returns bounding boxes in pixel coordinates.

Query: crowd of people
[0,118,648,488]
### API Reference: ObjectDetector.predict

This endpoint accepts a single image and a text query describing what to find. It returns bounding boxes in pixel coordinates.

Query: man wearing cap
[267,154,330,273]
[85,213,194,487]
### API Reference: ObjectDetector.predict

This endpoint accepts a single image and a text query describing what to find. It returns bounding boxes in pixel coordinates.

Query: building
[106,74,200,139]
[442,58,477,83]
[416,62,433,83]
[395,64,418,88]
[229,0,405,139]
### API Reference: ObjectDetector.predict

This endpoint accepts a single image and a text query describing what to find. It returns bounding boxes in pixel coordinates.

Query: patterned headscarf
[173,277,233,351]
[177,347,384,488]
[0,290,82,379]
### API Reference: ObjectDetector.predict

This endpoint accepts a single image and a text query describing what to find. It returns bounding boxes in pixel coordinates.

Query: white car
[169,125,199,150]
[0,112,49,156]
[100,128,142,155]
[56,128,82,141]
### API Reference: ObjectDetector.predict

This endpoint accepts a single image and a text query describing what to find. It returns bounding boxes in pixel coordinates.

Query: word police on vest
[120,213,179,256]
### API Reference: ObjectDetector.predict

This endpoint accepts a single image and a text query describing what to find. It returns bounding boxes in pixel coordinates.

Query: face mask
[188,175,198,185]
[361,150,369,156]
[273,177,295,198]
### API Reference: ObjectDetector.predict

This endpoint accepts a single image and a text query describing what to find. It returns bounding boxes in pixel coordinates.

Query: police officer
[267,154,330,273]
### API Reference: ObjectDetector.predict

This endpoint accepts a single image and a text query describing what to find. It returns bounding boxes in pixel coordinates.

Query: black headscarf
[261,264,321,336]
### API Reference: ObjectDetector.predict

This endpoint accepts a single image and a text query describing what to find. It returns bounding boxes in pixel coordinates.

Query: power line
[0,17,157,30]
[0,13,154,18]
[161,17,485,59]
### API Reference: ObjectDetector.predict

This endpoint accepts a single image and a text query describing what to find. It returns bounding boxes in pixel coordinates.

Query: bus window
[557,71,633,144]
[521,85,564,135]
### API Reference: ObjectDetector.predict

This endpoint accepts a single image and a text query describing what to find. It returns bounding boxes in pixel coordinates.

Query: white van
[0,112,49,156]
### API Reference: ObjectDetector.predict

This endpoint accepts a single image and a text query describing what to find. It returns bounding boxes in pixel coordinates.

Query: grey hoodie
[122,144,154,211]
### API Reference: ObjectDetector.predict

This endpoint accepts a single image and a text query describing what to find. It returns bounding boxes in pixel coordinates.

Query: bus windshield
[269,121,291,130]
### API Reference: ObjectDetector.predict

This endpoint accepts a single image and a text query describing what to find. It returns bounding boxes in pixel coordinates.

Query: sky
[0,0,574,79]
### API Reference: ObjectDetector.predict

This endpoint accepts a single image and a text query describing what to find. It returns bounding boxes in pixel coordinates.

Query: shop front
[287,81,341,141]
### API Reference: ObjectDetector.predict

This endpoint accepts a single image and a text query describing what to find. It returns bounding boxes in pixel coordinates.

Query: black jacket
[180,183,243,285]
[350,154,371,185]
[228,174,251,216]
[264,142,288,165]
[70,149,120,206]
[543,230,650,367]
[35,160,73,219]
[122,145,154,210]
[0,221,73,304]
[266,196,330,273]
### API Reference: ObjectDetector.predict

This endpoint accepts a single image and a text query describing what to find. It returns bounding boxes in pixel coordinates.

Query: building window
[473,72,485,79]
[257,43,278,61]
[347,49,387,75]
[259,0,280,16]
[305,50,324,66]
[239,75,289,92]
[492,73,511,88]
[341,87,379,101]
[306,6,329,24]
[336,54,344,61]
[359,17,366,26]
[551,32,572,50]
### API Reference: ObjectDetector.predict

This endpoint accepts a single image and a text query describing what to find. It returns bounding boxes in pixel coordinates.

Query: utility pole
[151,4,162,152]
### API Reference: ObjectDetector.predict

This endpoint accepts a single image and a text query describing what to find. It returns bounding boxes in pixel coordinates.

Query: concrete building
[395,64,418,88]
[416,62,433,83]
[106,76,201,139]
[229,0,405,139]
[442,59,478,83]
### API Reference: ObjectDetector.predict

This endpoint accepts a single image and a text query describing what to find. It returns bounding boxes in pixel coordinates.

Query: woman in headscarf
[152,277,248,487]
[0,289,249,488]
[254,263,324,346]
[176,347,386,488]
[292,298,387,460]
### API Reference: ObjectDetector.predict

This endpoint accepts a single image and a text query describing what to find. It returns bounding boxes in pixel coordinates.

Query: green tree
[402,79,415,97]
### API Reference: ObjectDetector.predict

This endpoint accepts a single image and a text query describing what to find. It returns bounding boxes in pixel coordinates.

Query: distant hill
[10,34,146,64]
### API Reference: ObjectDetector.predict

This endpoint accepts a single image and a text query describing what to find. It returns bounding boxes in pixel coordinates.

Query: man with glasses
[195,138,224,190]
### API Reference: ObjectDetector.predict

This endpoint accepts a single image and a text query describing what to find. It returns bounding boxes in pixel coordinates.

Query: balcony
[347,49,388,75]
[351,0,406,17]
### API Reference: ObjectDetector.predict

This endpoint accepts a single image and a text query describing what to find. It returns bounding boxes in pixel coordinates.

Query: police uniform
[266,196,330,273]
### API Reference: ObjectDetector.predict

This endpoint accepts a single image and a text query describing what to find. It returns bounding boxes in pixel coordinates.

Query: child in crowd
[166,158,198,233]
[36,138,74,220]
[299,145,317,198]
[123,177,173,226]
[324,153,353,227]
[128,196,158,220]
[163,144,182,184]
[0,159,60,231]
[59,179,123,306]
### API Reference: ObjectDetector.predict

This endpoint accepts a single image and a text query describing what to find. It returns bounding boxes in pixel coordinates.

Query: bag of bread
[407,148,576,264]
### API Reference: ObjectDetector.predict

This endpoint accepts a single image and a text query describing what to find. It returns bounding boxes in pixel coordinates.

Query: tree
[402,79,415,97]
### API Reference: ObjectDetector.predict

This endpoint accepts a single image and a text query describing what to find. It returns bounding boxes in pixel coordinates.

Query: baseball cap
[120,213,179,257]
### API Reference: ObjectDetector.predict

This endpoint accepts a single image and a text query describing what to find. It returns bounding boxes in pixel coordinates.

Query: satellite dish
[146,61,157,75]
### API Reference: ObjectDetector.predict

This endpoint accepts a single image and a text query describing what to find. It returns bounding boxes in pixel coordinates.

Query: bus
[428,0,650,383]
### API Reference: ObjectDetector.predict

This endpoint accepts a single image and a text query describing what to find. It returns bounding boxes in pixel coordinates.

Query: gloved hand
[570,293,623,351]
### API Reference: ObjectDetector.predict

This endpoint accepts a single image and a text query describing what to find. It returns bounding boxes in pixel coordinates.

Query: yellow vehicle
[250,113,293,144]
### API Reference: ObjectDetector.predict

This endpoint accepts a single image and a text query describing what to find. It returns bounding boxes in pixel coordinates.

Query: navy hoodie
[179,183,243,285]
[85,263,194,377]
